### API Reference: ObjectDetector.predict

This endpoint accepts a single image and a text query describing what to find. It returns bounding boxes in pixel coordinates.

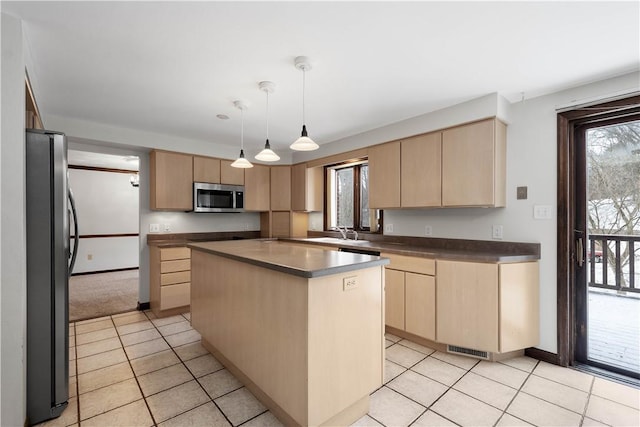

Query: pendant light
[255,81,280,162]
[230,100,253,168]
[290,56,319,151]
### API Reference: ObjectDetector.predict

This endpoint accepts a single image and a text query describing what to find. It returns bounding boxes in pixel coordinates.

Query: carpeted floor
[69,269,139,322]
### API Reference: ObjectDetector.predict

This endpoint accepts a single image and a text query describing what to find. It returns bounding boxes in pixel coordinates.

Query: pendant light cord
[240,107,244,150]
[302,68,306,125]
[266,90,269,139]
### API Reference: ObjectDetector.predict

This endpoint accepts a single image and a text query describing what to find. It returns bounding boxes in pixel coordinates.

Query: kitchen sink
[303,237,370,245]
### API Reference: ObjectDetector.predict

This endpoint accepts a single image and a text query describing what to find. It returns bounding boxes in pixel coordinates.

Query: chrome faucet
[332,226,348,240]
[350,230,359,241]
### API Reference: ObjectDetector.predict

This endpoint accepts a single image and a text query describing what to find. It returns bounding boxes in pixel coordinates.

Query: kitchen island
[188,240,389,427]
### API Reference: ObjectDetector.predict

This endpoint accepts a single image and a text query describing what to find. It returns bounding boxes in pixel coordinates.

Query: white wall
[297,72,640,354]
[68,168,139,273]
[1,12,27,426]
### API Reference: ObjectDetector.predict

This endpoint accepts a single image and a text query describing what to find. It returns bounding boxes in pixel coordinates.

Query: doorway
[557,95,640,381]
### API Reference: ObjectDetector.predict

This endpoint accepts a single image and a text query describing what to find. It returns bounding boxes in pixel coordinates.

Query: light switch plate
[533,205,553,220]
[424,225,432,236]
[492,225,503,240]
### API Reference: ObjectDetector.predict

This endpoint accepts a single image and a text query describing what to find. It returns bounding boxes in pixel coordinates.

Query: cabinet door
[270,166,291,211]
[405,273,436,341]
[220,160,245,185]
[292,164,323,212]
[150,151,193,210]
[271,211,290,238]
[369,141,400,209]
[193,156,221,183]
[442,119,505,207]
[385,268,405,330]
[436,260,499,352]
[401,132,442,207]
[244,164,270,211]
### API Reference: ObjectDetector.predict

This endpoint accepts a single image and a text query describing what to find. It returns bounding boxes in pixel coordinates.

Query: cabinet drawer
[161,259,190,273]
[160,283,190,310]
[382,253,435,275]
[161,271,191,286]
[160,247,190,261]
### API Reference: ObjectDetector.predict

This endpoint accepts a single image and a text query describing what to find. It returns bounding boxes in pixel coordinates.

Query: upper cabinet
[270,166,291,211]
[221,160,245,185]
[442,118,506,207]
[150,150,193,211]
[291,163,323,212]
[369,141,401,209]
[245,164,270,211]
[193,156,221,183]
[401,132,442,208]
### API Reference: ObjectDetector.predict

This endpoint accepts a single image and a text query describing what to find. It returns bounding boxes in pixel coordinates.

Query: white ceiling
[4,1,639,154]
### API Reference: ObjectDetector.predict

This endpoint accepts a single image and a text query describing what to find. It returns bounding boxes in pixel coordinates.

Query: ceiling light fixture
[290,56,319,151]
[255,81,280,162]
[230,100,253,169]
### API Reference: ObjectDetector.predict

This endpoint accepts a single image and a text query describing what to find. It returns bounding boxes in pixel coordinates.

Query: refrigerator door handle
[68,189,79,274]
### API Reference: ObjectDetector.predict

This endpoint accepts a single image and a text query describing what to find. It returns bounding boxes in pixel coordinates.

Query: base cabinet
[150,246,191,317]
[405,272,436,341]
[384,269,405,330]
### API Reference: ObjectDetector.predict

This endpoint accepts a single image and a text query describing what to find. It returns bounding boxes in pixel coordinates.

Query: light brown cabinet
[270,166,291,211]
[291,164,323,212]
[193,156,221,183]
[245,164,270,211]
[405,272,436,341]
[436,260,539,353]
[442,118,506,207]
[369,141,401,209]
[401,132,442,208]
[264,211,308,238]
[150,150,193,210]
[221,160,245,185]
[150,246,191,317]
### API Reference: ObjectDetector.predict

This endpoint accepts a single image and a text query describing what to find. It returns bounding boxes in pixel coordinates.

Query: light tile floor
[37,311,640,427]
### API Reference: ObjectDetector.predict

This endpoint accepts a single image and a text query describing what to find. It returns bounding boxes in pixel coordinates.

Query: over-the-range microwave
[193,182,244,213]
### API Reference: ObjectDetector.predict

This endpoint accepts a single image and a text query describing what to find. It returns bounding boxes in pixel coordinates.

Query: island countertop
[188,239,389,278]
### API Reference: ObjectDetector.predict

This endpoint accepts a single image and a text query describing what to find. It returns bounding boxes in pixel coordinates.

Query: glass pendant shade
[231,101,253,169]
[291,57,319,151]
[290,125,319,151]
[255,139,280,161]
[231,149,253,168]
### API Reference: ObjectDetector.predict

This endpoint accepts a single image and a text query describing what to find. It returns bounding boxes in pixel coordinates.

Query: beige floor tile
[78,362,134,395]
[384,333,401,343]
[242,411,283,427]
[130,349,181,376]
[76,337,122,359]
[69,361,76,377]
[431,351,479,370]
[35,396,78,427]
[591,377,640,410]
[198,368,243,399]
[69,335,75,348]
[499,356,538,373]
[151,315,185,327]
[112,311,148,326]
[116,320,154,336]
[79,378,142,420]
[411,357,466,386]
[111,310,139,318]
[75,328,118,346]
[581,417,611,427]
[120,328,161,347]
[495,413,534,426]
[397,340,436,355]
[146,380,210,423]
[506,392,582,427]
[471,360,529,389]
[384,339,394,348]
[124,337,170,360]
[81,399,153,427]
[532,361,593,392]
[384,359,406,384]
[453,371,517,410]
[157,320,192,337]
[182,312,191,321]
[411,410,457,427]
[387,370,448,407]
[351,414,384,426]
[143,310,157,319]
[585,395,640,427]
[185,353,223,378]
[164,329,201,347]
[76,348,127,375]
[385,344,427,368]
[69,376,77,398]
[214,387,266,426]
[368,386,425,427]
[138,363,194,397]
[69,347,76,361]
[158,402,230,427]
[75,319,113,335]
[174,341,210,362]
[76,316,111,325]
[431,389,502,427]
[523,375,589,414]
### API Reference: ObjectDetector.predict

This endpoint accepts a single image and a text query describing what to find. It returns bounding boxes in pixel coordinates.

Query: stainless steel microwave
[193,183,244,212]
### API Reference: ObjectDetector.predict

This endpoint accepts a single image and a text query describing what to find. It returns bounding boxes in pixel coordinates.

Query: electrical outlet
[533,205,553,220]
[343,276,358,291]
[492,225,503,240]
[245,223,250,231]
[87,254,93,261]
[424,225,433,236]
[384,223,394,233]
[163,223,171,232]
[149,223,160,233]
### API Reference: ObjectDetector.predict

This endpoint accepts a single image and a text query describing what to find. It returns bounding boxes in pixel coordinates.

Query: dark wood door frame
[556,95,640,367]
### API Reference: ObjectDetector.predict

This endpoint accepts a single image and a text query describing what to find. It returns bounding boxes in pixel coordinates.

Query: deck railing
[588,233,640,293]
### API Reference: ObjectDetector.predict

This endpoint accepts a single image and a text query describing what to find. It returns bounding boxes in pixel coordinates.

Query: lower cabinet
[150,246,191,317]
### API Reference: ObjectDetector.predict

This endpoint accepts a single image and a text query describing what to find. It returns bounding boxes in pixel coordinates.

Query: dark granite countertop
[188,239,390,278]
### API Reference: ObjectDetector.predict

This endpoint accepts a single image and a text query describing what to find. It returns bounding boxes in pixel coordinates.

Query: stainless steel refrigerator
[26,129,79,425]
